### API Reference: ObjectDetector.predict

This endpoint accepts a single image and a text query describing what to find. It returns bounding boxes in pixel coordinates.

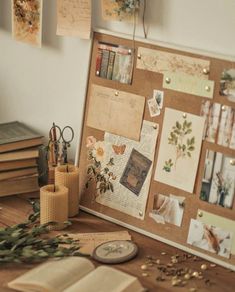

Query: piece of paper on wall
[12,0,43,47]
[197,210,235,255]
[163,72,215,99]
[101,0,134,22]
[86,85,145,141]
[57,0,91,39]
[149,194,185,227]
[136,47,210,79]
[95,121,159,220]
[154,108,205,193]
[220,68,235,102]
[200,150,235,209]
[187,219,233,259]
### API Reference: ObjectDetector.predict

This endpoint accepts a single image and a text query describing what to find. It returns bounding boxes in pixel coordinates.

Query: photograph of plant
[163,116,195,172]
[85,136,116,199]
[200,150,235,209]
[220,68,235,102]
[12,0,42,46]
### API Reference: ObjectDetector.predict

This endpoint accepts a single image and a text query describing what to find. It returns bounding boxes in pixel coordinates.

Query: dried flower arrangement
[112,0,140,15]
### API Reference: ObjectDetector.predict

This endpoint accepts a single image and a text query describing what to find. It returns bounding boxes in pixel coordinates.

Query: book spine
[100,50,110,78]
[106,51,116,80]
[95,49,103,76]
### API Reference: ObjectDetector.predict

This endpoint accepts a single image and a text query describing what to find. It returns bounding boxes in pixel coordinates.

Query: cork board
[77,31,235,270]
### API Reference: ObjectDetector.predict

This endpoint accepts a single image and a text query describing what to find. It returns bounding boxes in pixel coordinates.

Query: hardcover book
[0,121,43,153]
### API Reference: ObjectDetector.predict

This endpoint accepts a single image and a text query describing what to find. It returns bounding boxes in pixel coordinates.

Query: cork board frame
[77,29,235,270]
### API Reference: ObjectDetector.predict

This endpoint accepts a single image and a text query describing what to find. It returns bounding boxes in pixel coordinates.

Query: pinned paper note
[149,194,185,227]
[57,0,91,39]
[187,219,233,259]
[200,150,235,209]
[86,85,145,141]
[197,210,235,255]
[220,68,235,102]
[154,108,205,193]
[95,121,159,220]
[136,47,210,79]
[163,72,215,98]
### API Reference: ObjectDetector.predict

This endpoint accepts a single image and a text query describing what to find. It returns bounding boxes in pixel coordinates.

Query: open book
[8,257,145,292]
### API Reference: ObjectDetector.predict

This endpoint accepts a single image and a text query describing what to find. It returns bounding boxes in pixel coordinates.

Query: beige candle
[40,184,68,230]
[55,165,79,217]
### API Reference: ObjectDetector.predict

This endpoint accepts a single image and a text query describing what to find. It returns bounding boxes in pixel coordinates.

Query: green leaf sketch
[165,116,195,171]
[163,159,173,172]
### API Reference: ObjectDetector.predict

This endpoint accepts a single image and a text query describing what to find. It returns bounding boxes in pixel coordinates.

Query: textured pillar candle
[55,165,79,217]
[40,185,68,230]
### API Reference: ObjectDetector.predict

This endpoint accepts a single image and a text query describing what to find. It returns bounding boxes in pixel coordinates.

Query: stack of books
[0,121,43,197]
[95,42,134,85]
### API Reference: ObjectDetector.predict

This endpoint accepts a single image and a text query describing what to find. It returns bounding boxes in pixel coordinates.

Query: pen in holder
[55,165,79,217]
[40,184,68,230]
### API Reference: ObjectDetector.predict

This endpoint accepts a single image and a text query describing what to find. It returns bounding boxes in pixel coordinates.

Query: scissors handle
[61,126,74,143]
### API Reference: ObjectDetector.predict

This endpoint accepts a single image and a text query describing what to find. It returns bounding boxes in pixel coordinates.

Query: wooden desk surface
[0,196,234,292]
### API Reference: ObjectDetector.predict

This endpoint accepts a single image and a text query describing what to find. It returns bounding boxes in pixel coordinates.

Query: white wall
[1,0,235,160]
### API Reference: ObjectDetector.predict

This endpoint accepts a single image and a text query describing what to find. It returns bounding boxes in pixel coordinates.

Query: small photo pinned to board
[200,150,235,209]
[149,194,185,227]
[120,148,152,195]
[187,219,233,259]
[147,98,160,117]
[220,69,235,102]
[153,90,164,109]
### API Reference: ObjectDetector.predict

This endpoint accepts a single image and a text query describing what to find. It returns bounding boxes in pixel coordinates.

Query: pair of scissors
[48,123,74,165]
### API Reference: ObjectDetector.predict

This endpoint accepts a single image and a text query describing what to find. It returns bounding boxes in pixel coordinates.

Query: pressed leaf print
[164,115,195,171]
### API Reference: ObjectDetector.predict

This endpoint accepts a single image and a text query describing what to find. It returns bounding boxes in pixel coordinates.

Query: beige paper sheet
[12,0,43,47]
[154,108,205,193]
[67,231,131,255]
[197,209,235,255]
[57,0,91,39]
[136,47,210,79]
[86,85,145,141]
[163,72,215,98]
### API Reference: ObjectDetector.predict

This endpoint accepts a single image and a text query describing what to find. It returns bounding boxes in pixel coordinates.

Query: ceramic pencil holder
[40,184,68,231]
[55,165,79,217]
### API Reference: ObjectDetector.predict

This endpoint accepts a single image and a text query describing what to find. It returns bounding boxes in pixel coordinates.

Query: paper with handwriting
[57,0,91,39]
[86,85,145,141]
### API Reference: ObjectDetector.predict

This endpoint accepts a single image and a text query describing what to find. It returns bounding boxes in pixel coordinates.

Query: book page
[57,0,91,39]
[95,121,159,219]
[64,266,144,292]
[8,257,94,292]
[67,231,131,255]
